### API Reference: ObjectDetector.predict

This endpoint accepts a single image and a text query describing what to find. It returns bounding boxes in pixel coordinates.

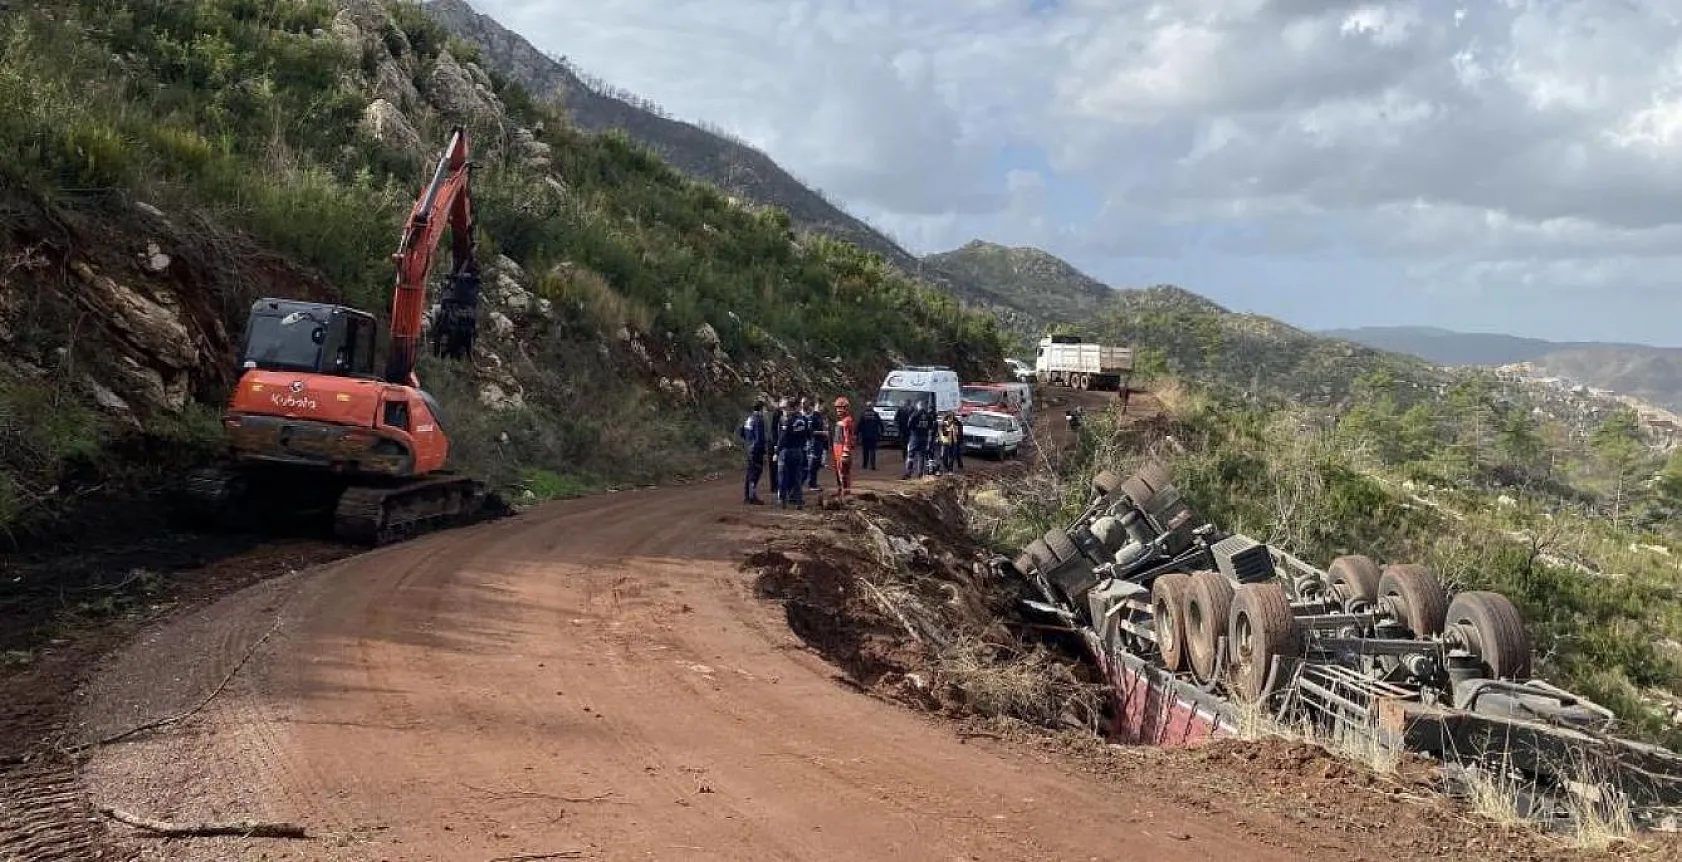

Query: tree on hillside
[1493,402,1544,487]
[1648,449,1682,523]
[1591,409,1650,527]
[1441,378,1496,481]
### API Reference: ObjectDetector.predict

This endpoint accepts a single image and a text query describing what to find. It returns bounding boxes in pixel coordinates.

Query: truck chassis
[1005,461,1682,830]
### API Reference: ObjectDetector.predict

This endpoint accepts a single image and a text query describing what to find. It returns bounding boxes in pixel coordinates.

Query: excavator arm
[385,126,480,386]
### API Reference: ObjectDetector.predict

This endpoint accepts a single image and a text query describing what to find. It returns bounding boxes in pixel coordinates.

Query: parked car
[959,382,1033,426]
[960,409,1024,458]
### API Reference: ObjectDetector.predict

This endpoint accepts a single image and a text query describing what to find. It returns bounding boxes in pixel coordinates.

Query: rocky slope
[0,0,1004,545]
[421,0,924,274]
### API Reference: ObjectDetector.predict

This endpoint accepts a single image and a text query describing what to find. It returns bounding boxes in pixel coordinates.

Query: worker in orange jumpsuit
[831,396,857,498]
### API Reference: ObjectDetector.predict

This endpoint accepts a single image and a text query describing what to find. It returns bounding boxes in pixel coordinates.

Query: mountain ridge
[1319,325,1665,366]
[1323,326,1682,412]
[421,0,925,274]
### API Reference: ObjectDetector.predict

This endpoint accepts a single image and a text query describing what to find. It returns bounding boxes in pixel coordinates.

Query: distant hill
[923,240,1441,404]
[422,0,922,272]
[1318,326,1659,366]
[1318,326,1579,366]
[918,240,1114,337]
[1323,326,1682,412]
[1099,288,1443,407]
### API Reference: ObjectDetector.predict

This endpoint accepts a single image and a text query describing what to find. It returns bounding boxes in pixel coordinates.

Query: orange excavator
[180,126,499,544]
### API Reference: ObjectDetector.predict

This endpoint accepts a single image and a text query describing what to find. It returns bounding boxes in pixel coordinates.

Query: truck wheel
[1025,539,1054,571]
[1327,555,1381,608]
[1092,469,1124,498]
[1185,571,1235,682]
[1012,551,1038,577]
[1044,528,1079,563]
[1135,459,1173,496]
[1119,477,1155,509]
[1150,573,1193,673]
[1378,564,1449,638]
[1447,591,1533,680]
[1229,582,1297,702]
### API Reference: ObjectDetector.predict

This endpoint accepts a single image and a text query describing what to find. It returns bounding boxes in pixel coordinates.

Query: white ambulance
[873,366,961,442]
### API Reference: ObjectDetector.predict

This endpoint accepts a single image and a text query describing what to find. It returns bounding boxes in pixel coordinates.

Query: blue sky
[461,0,1682,346]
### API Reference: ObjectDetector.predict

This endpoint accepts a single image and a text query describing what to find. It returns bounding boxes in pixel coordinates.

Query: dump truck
[1005,461,1682,830]
[1033,335,1132,391]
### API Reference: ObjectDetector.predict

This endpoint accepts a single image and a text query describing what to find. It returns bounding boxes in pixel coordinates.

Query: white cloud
[463,0,1682,344]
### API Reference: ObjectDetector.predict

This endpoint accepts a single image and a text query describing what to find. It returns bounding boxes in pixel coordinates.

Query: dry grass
[932,635,1104,731]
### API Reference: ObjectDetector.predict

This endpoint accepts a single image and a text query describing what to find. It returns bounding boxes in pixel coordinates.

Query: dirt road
[75,458,1319,862]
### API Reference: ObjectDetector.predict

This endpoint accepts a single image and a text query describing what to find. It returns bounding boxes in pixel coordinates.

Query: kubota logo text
[271,392,318,410]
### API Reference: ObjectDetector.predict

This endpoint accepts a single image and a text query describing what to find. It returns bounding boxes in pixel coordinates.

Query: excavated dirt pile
[749,485,1106,731]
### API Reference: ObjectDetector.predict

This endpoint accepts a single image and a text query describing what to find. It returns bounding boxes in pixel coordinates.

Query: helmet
[833,396,851,410]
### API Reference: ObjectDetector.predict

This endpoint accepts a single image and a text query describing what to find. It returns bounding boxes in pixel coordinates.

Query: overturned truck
[1007,461,1682,830]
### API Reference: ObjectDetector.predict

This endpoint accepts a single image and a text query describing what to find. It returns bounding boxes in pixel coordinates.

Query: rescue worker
[777,399,811,509]
[1066,404,1083,432]
[738,399,767,504]
[941,412,965,473]
[857,404,883,470]
[805,396,827,491]
[831,396,856,497]
[895,401,913,462]
[767,397,789,505]
[902,399,936,479]
[1118,384,1131,415]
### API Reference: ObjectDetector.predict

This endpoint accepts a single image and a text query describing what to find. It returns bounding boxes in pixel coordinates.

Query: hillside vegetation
[423,0,926,274]
[0,0,1005,544]
[919,240,1113,343]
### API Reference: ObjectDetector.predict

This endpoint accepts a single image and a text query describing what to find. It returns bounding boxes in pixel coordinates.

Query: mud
[750,485,1103,729]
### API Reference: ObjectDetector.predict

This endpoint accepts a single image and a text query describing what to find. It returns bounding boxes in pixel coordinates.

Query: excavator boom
[388,125,479,385]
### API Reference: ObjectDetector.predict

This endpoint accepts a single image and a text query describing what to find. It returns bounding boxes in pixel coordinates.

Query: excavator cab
[239,298,379,379]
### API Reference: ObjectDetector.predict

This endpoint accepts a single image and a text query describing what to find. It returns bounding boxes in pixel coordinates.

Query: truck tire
[1025,539,1054,571]
[1135,459,1173,496]
[1119,477,1155,509]
[1378,564,1449,638]
[1044,528,1079,563]
[1327,554,1382,608]
[1012,551,1038,577]
[1185,571,1235,682]
[1447,591,1532,680]
[1228,582,1298,702]
[1150,573,1193,673]
[1092,469,1125,498]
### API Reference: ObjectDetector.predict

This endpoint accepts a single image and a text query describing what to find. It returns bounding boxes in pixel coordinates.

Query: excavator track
[332,473,501,545]
[173,466,506,546]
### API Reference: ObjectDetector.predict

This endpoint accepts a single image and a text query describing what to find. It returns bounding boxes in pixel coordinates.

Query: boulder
[137,241,171,273]
[70,262,196,371]
[361,98,422,153]
[478,381,524,411]
[426,50,504,126]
